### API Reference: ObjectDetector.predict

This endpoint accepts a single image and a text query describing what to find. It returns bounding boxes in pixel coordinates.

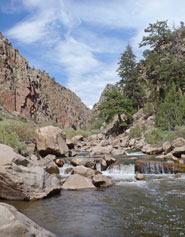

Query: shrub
[128,125,142,139]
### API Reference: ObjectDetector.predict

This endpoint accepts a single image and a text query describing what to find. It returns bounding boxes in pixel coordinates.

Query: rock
[120,136,129,147]
[70,158,96,169]
[35,154,59,174]
[35,126,68,157]
[156,154,166,160]
[172,138,185,148]
[164,152,178,161]
[56,159,64,167]
[92,174,112,188]
[66,139,75,149]
[111,148,124,156]
[100,159,107,171]
[27,143,35,155]
[68,150,77,157]
[142,145,163,155]
[129,138,135,147]
[0,203,55,237]
[89,145,112,157]
[103,155,116,166]
[65,167,73,175]
[172,146,185,158]
[72,166,101,178]
[0,144,61,200]
[72,135,83,144]
[135,173,146,180]
[30,154,39,161]
[162,141,172,154]
[62,174,96,190]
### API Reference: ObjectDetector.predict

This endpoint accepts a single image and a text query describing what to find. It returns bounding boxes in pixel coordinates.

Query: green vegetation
[128,125,142,139]
[98,89,134,129]
[97,20,185,138]
[0,119,35,152]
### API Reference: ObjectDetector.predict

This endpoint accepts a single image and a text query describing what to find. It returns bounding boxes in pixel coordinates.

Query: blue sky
[1,0,185,107]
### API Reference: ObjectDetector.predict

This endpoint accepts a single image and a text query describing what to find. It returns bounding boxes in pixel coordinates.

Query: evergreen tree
[155,83,185,130]
[98,89,134,126]
[139,20,171,49]
[117,44,145,109]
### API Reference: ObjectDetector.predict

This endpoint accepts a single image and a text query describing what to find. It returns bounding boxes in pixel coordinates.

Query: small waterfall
[103,164,135,180]
[59,163,74,177]
[135,161,173,174]
[96,162,101,172]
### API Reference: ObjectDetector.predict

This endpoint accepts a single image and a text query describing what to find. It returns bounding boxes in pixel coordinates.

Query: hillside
[0,33,91,129]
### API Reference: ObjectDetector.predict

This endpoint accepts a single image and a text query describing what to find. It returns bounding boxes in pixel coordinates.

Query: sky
[1,0,185,108]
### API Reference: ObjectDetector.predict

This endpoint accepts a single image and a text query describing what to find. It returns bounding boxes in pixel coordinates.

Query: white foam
[59,163,74,177]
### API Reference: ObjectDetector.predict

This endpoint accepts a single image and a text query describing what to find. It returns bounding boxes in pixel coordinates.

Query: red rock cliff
[0,33,91,129]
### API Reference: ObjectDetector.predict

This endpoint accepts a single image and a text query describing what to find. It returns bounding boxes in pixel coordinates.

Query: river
[3,160,185,237]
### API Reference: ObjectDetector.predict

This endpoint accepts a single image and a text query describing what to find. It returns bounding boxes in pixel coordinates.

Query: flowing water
[2,157,185,236]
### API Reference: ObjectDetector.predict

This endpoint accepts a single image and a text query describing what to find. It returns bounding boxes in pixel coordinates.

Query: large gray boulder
[0,203,55,237]
[0,144,61,200]
[35,126,68,157]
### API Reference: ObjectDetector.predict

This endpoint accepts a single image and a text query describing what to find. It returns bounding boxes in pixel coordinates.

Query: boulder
[172,138,185,148]
[56,159,64,167]
[172,146,185,158]
[72,166,101,178]
[71,158,96,169]
[36,156,59,174]
[0,144,61,200]
[0,203,55,237]
[120,136,129,147]
[103,155,116,167]
[135,173,146,180]
[26,143,36,155]
[111,148,124,156]
[142,145,163,155]
[68,150,77,157]
[66,139,75,149]
[72,135,83,144]
[62,174,96,190]
[89,145,112,157]
[92,174,112,188]
[162,141,172,154]
[35,126,68,157]
[100,159,107,171]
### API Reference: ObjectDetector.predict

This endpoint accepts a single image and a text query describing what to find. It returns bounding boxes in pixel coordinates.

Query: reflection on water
[2,165,185,237]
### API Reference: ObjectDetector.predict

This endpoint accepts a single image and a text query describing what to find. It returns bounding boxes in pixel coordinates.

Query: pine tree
[117,44,145,109]
[98,89,134,126]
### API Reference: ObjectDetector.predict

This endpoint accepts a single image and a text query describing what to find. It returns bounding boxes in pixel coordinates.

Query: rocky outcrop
[0,33,91,129]
[0,144,61,200]
[35,126,68,157]
[0,203,56,237]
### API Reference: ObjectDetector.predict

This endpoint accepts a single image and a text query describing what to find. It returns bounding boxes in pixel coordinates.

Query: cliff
[0,33,91,129]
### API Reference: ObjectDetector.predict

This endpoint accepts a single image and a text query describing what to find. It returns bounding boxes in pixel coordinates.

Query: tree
[155,83,185,130]
[139,20,171,49]
[98,89,134,126]
[117,44,145,109]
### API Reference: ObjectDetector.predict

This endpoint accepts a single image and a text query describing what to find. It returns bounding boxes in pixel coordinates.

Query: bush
[0,119,36,152]
[144,128,176,145]
[128,125,142,139]
[143,102,155,117]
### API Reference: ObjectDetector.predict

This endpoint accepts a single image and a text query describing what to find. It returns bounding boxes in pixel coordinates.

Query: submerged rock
[135,173,146,180]
[0,203,56,237]
[0,144,61,200]
[61,174,96,190]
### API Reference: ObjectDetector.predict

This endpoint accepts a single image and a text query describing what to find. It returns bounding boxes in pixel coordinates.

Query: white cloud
[4,0,185,106]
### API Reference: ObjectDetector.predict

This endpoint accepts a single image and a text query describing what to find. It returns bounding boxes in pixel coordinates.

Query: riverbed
[3,163,185,237]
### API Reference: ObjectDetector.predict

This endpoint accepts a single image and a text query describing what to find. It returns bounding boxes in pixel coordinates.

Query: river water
[2,161,185,236]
